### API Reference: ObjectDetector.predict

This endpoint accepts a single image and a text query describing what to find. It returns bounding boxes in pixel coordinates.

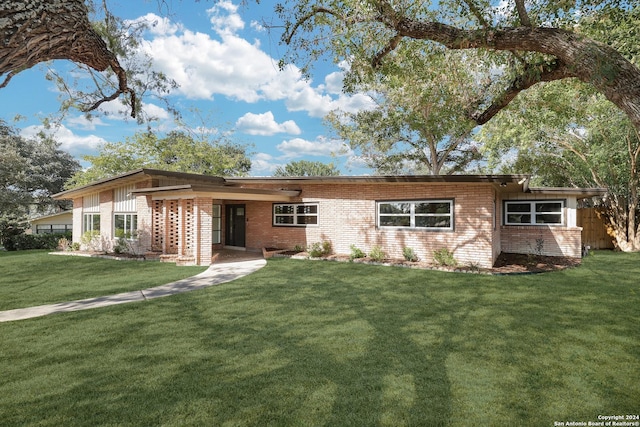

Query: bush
[309,241,332,257]
[368,245,386,262]
[403,247,418,262]
[433,248,457,267]
[3,232,72,251]
[349,244,366,261]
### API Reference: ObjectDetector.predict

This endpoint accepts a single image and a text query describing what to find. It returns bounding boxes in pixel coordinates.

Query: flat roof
[53,168,607,200]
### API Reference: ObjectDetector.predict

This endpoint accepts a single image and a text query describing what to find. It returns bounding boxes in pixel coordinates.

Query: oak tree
[275,0,640,137]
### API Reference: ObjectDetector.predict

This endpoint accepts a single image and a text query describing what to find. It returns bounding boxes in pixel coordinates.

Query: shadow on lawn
[1,252,638,426]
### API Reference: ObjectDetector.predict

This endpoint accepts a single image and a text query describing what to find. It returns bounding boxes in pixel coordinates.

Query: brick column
[194,197,213,266]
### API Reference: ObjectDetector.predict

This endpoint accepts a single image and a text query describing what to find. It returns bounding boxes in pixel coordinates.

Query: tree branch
[285,6,345,45]
[461,0,490,28]
[472,60,575,125]
[0,0,136,117]
[514,0,532,27]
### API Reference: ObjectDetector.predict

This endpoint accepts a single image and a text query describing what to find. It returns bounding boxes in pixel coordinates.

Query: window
[378,200,453,230]
[36,224,72,234]
[83,213,100,233]
[114,213,138,238]
[505,201,564,225]
[212,204,222,244]
[274,203,319,226]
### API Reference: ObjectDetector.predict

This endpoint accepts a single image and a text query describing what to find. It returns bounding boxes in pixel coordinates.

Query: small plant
[349,244,366,261]
[308,241,331,257]
[81,230,101,251]
[403,247,418,262]
[293,244,305,252]
[57,237,70,251]
[368,245,386,262]
[113,237,128,254]
[466,262,481,272]
[433,248,457,267]
[71,242,81,251]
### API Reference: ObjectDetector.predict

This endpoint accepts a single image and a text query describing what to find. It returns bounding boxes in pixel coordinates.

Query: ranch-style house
[53,168,605,268]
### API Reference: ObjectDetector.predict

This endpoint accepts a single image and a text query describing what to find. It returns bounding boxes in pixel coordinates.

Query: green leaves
[66,130,252,188]
[273,160,341,176]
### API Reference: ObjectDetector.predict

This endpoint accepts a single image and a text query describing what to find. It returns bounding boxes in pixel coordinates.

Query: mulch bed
[270,249,581,275]
[491,252,582,274]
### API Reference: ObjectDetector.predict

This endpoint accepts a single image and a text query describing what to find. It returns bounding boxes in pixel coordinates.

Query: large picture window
[505,201,564,225]
[377,200,454,230]
[114,213,138,238]
[83,213,100,233]
[273,203,319,226]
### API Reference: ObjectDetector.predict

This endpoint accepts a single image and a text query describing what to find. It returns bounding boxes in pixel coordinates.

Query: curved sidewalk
[0,259,266,323]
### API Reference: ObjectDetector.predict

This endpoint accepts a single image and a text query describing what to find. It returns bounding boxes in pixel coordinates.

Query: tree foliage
[327,48,485,175]
[67,129,253,188]
[0,120,81,244]
[273,160,340,177]
[480,81,640,251]
[273,0,640,136]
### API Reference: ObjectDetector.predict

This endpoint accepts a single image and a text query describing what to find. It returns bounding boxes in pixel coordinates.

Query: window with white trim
[114,213,138,238]
[505,200,564,225]
[273,203,319,226]
[377,200,454,230]
[83,213,100,233]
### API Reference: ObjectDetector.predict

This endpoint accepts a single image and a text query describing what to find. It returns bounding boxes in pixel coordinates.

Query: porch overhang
[131,184,301,202]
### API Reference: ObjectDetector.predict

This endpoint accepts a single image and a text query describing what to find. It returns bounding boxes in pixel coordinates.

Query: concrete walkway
[0,258,266,323]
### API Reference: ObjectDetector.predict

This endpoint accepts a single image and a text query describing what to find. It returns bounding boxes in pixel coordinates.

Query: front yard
[1,251,638,426]
[0,250,206,310]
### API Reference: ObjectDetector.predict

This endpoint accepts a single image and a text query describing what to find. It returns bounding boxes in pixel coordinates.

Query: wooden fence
[577,208,615,249]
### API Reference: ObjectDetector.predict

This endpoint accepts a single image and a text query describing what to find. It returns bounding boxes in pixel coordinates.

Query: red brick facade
[59,169,597,268]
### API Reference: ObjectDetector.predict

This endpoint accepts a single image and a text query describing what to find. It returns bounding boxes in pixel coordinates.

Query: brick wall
[242,182,499,268]
[194,197,213,265]
[500,226,583,258]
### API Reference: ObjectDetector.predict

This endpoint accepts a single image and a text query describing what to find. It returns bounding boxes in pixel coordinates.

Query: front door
[225,204,246,247]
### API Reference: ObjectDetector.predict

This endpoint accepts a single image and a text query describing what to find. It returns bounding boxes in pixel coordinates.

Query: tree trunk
[0,0,134,115]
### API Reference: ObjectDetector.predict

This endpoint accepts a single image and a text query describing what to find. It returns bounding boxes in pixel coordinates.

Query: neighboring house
[53,168,606,268]
[27,211,73,235]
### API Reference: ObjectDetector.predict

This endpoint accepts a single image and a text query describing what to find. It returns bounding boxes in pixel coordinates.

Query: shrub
[3,232,72,251]
[403,247,418,262]
[368,245,386,262]
[433,248,457,267]
[309,241,331,257]
[349,244,366,261]
[81,230,101,251]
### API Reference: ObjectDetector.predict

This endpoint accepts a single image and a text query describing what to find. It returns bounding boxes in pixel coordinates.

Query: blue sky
[0,1,375,175]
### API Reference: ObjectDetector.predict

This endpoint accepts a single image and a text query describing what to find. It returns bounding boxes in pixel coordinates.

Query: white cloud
[277,136,352,158]
[20,124,107,154]
[250,152,277,175]
[236,111,301,136]
[208,1,245,35]
[128,13,183,36]
[136,8,374,118]
[67,115,107,131]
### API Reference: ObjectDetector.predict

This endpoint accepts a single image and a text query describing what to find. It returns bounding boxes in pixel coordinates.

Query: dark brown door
[225,204,246,247]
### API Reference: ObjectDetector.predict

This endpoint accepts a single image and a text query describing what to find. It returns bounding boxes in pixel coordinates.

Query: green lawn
[0,250,207,310]
[1,251,638,426]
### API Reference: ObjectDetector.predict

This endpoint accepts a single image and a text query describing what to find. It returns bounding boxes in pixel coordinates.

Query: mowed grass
[1,251,638,426]
[0,250,207,310]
